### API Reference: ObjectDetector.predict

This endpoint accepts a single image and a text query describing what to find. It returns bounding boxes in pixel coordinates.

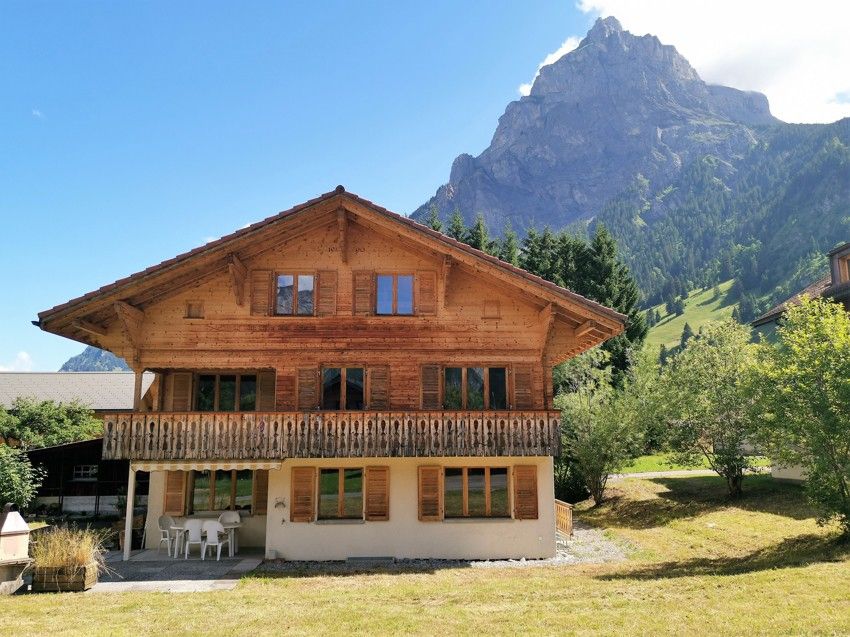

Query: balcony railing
[102,410,561,461]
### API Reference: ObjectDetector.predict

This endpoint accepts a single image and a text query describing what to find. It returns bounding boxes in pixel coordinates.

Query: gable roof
[37,187,626,343]
[0,372,154,411]
[752,275,833,326]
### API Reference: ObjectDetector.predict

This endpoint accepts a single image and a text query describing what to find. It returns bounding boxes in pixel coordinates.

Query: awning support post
[123,465,136,561]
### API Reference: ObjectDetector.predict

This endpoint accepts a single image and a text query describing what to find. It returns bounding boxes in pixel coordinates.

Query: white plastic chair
[157,515,175,556]
[202,520,230,561]
[183,519,205,559]
[218,511,241,554]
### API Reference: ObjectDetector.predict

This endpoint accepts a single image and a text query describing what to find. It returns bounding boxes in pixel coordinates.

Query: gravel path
[255,521,626,575]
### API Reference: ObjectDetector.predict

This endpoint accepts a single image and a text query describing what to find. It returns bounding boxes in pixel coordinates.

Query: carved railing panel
[101,410,561,460]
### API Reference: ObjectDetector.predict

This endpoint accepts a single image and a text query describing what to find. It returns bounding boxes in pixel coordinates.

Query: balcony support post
[122,465,137,561]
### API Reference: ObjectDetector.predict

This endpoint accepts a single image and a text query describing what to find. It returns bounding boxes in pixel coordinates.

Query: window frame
[72,464,99,482]
[192,372,259,412]
[274,271,316,316]
[317,467,365,520]
[443,466,510,519]
[440,366,509,410]
[375,272,415,316]
[187,469,255,514]
[320,366,366,410]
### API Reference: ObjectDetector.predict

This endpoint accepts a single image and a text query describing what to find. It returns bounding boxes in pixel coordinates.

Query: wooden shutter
[297,367,318,410]
[163,470,187,516]
[513,465,538,520]
[252,470,269,515]
[169,372,193,412]
[421,365,440,409]
[316,270,338,316]
[418,466,443,521]
[415,271,437,315]
[353,271,374,316]
[290,467,316,522]
[365,466,390,521]
[513,364,534,409]
[257,371,276,411]
[368,366,390,410]
[250,269,272,316]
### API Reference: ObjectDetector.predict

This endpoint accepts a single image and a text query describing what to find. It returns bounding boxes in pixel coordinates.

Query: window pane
[444,468,463,518]
[235,470,253,511]
[467,468,486,517]
[444,368,463,409]
[376,275,394,315]
[214,470,233,510]
[318,469,340,519]
[219,375,236,412]
[276,274,294,315]
[343,468,363,518]
[488,368,507,410]
[397,275,413,314]
[297,275,314,315]
[345,368,364,410]
[322,368,342,410]
[467,367,485,410]
[490,468,509,517]
[196,375,216,411]
[192,471,211,513]
[239,375,257,411]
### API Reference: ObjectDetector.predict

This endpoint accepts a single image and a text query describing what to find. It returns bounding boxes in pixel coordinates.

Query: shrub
[0,445,43,510]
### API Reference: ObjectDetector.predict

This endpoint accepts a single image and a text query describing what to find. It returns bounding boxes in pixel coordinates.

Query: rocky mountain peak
[583,16,623,42]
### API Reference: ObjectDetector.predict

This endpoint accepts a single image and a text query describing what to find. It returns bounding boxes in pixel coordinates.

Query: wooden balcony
[101,410,561,461]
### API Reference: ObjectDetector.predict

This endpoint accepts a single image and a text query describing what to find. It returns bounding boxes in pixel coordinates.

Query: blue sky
[0,1,593,371]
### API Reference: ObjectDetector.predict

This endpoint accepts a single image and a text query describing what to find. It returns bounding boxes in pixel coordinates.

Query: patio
[92,548,263,593]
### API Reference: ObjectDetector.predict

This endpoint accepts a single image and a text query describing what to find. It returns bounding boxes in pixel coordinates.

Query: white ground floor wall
[771,464,806,482]
[141,456,554,560]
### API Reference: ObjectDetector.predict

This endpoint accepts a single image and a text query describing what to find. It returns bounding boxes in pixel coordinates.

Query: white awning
[130,460,282,472]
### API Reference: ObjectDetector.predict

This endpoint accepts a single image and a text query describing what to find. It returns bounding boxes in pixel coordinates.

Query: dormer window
[376,274,414,315]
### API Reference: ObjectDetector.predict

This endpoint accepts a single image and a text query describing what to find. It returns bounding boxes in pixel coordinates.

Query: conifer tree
[425,203,443,233]
[498,222,520,266]
[447,208,466,242]
[466,213,493,254]
[520,227,544,276]
[680,322,694,348]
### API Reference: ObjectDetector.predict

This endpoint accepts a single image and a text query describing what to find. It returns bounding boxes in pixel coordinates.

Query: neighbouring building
[0,372,155,515]
[36,187,624,560]
[752,241,850,482]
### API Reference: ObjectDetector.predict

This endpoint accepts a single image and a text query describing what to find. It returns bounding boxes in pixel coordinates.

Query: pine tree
[425,203,443,232]
[447,208,466,242]
[498,222,520,266]
[466,213,493,253]
[680,322,694,348]
[520,227,544,276]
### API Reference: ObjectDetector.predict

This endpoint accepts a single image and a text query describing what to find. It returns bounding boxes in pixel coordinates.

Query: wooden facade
[38,187,626,462]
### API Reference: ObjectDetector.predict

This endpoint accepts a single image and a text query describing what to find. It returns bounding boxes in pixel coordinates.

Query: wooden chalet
[37,187,624,561]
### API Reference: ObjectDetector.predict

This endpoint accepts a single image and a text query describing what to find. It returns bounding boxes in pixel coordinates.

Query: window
[376,274,414,315]
[188,469,254,513]
[72,464,98,481]
[442,367,508,409]
[195,374,258,411]
[444,467,509,518]
[185,301,204,319]
[276,273,315,315]
[318,468,363,519]
[321,367,364,410]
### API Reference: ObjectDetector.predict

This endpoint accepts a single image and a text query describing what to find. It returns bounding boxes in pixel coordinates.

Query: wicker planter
[32,563,98,592]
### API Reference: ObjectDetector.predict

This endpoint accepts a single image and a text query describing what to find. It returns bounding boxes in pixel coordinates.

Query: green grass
[645,280,736,350]
[3,475,849,635]
[620,453,771,474]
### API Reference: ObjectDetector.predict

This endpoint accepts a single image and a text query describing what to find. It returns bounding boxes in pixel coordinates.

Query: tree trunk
[726,472,743,498]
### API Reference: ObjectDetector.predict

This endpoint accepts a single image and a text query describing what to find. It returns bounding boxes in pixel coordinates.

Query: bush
[0,445,43,510]
[0,398,101,450]
[553,457,589,503]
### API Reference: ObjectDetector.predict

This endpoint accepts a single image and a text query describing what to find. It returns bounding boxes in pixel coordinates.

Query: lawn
[620,453,771,473]
[3,475,849,635]
[645,279,736,350]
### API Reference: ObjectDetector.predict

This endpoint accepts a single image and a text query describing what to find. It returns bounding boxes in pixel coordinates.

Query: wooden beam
[574,320,596,339]
[72,319,108,337]
[539,303,556,351]
[114,301,144,349]
[337,209,348,264]
[442,256,453,309]
[228,253,248,306]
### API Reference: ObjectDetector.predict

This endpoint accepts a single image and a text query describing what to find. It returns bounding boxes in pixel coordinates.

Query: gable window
[276,273,315,316]
[318,468,364,519]
[321,367,365,410]
[195,374,257,411]
[444,467,509,518]
[443,367,508,410]
[188,469,254,513]
[72,464,98,481]
[376,274,414,315]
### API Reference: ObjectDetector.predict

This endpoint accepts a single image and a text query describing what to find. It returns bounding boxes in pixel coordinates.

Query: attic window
[482,300,500,319]
[186,301,204,319]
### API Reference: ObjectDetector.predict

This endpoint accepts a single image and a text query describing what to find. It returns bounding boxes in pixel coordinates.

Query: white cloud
[576,0,850,123]
[31,108,44,119]
[0,352,33,372]
[518,36,581,96]
[202,236,218,244]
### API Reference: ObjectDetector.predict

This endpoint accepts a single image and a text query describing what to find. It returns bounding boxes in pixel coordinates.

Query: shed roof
[0,372,154,411]
[751,275,832,327]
